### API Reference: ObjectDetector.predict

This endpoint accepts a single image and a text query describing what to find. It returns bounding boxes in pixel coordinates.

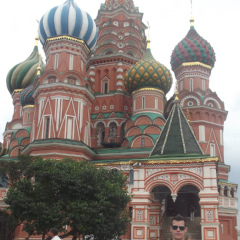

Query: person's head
[185,234,192,240]
[170,214,188,240]
[48,228,58,238]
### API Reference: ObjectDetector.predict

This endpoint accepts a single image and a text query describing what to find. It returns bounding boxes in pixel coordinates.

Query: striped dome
[39,0,98,50]
[6,43,44,94]
[125,41,173,94]
[171,19,216,71]
[20,85,34,107]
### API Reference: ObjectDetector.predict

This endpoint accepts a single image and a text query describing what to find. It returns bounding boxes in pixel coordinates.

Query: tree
[4,156,131,240]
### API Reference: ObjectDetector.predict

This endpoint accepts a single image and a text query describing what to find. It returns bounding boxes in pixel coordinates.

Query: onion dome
[39,0,97,50]
[171,19,216,71]
[124,40,173,94]
[105,0,137,12]
[20,85,34,107]
[6,38,45,94]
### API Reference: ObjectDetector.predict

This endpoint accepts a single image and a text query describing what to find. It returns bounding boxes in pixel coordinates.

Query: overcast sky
[1,0,240,213]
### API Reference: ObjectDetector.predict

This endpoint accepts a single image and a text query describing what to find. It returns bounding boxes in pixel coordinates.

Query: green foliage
[4,156,131,240]
[0,209,20,240]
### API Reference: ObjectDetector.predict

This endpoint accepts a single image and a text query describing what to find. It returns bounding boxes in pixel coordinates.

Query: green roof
[151,98,203,156]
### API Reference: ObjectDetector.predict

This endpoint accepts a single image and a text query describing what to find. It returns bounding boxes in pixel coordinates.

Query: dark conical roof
[151,97,203,156]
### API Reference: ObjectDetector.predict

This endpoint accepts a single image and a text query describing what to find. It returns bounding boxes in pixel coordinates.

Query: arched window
[202,79,205,91]
[69,54,74,70]
[141,138,145,147]
[210,143,215,156]
[142,97,145,109]
[180,81,183,91]
[190,78,193,92]
[104,82,108,94]
[44,117,50,139]
[155,97,158,110]
[109,122,117,137]
[96,122,105,146]
[230,188,234,198]
[54,54,59,70]
[224,186,228,197]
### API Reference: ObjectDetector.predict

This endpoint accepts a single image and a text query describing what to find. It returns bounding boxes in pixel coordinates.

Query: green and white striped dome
[6,39,44,94]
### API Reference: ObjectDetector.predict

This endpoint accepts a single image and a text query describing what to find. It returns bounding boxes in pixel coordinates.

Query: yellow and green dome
[124,41,172,94]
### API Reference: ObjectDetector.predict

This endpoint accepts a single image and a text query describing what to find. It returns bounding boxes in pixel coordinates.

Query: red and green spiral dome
[170,19,216,71]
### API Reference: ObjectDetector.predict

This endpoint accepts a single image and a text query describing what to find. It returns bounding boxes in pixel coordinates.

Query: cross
[147,21,150,39]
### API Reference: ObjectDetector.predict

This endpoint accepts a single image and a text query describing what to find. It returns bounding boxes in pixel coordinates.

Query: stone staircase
[161,216,201,240]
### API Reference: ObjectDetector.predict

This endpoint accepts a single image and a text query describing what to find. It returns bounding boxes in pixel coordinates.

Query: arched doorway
[174,185,200,217]
[151,185,171,218]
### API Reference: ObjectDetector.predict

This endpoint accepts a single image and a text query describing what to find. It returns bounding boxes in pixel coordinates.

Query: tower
[23,0,98,160]
[88,0,147,148]
[168,18,237,240]
[123,38,172,149]
[3,37,44,157]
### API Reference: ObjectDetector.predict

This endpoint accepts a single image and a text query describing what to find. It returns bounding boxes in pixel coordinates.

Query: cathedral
[0,0,238,239]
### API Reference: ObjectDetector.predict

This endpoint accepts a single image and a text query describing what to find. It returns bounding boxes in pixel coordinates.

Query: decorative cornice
[175,62,212,71]
[132,87,164,95]
[94,157,218,166]
[46,36,89,52]
[218,181,238,187]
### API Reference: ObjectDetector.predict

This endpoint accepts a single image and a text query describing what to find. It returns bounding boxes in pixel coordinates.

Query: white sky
[1,0,240,217]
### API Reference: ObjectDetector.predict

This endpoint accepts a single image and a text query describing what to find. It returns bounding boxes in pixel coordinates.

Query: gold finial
[190,18,194,27]
[174,81,179,101]
[35,20,40,46]
[190,0,194,27]
[146,21,150,49]
[187,109,191,122]
[35,36,39,46]
[37,53,42,76]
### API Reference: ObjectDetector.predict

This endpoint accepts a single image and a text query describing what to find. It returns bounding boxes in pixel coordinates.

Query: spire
[146,21,151,49]
[150,95,203,156]
[37,53,42,76]
[105,0,137,12]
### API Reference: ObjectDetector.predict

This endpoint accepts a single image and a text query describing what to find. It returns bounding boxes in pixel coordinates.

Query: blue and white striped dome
[39,0,97,50]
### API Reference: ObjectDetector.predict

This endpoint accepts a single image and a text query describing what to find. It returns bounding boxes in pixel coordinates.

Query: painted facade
[0,0,238,240]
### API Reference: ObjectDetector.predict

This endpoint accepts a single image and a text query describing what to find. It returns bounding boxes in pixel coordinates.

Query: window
[69,54,74,70]
[210,143,215,156]
[180,81,183,91]
[54,54,59,70]
[48,78,56,83]
[68,78,75,85]
[27,112,30,123]
[142,97,145,109]
[133,99,136,111]
[220,129,223,145]
[202,79,205,91]
[45,117,50,139]
[199,125,205,142]
[81,59,83,71]
[190,78,193,92]
[66,117,73,139]
[155,97,158,110]
[188,101,193,107]
[104,82,108,94]
[141,138,145,147]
